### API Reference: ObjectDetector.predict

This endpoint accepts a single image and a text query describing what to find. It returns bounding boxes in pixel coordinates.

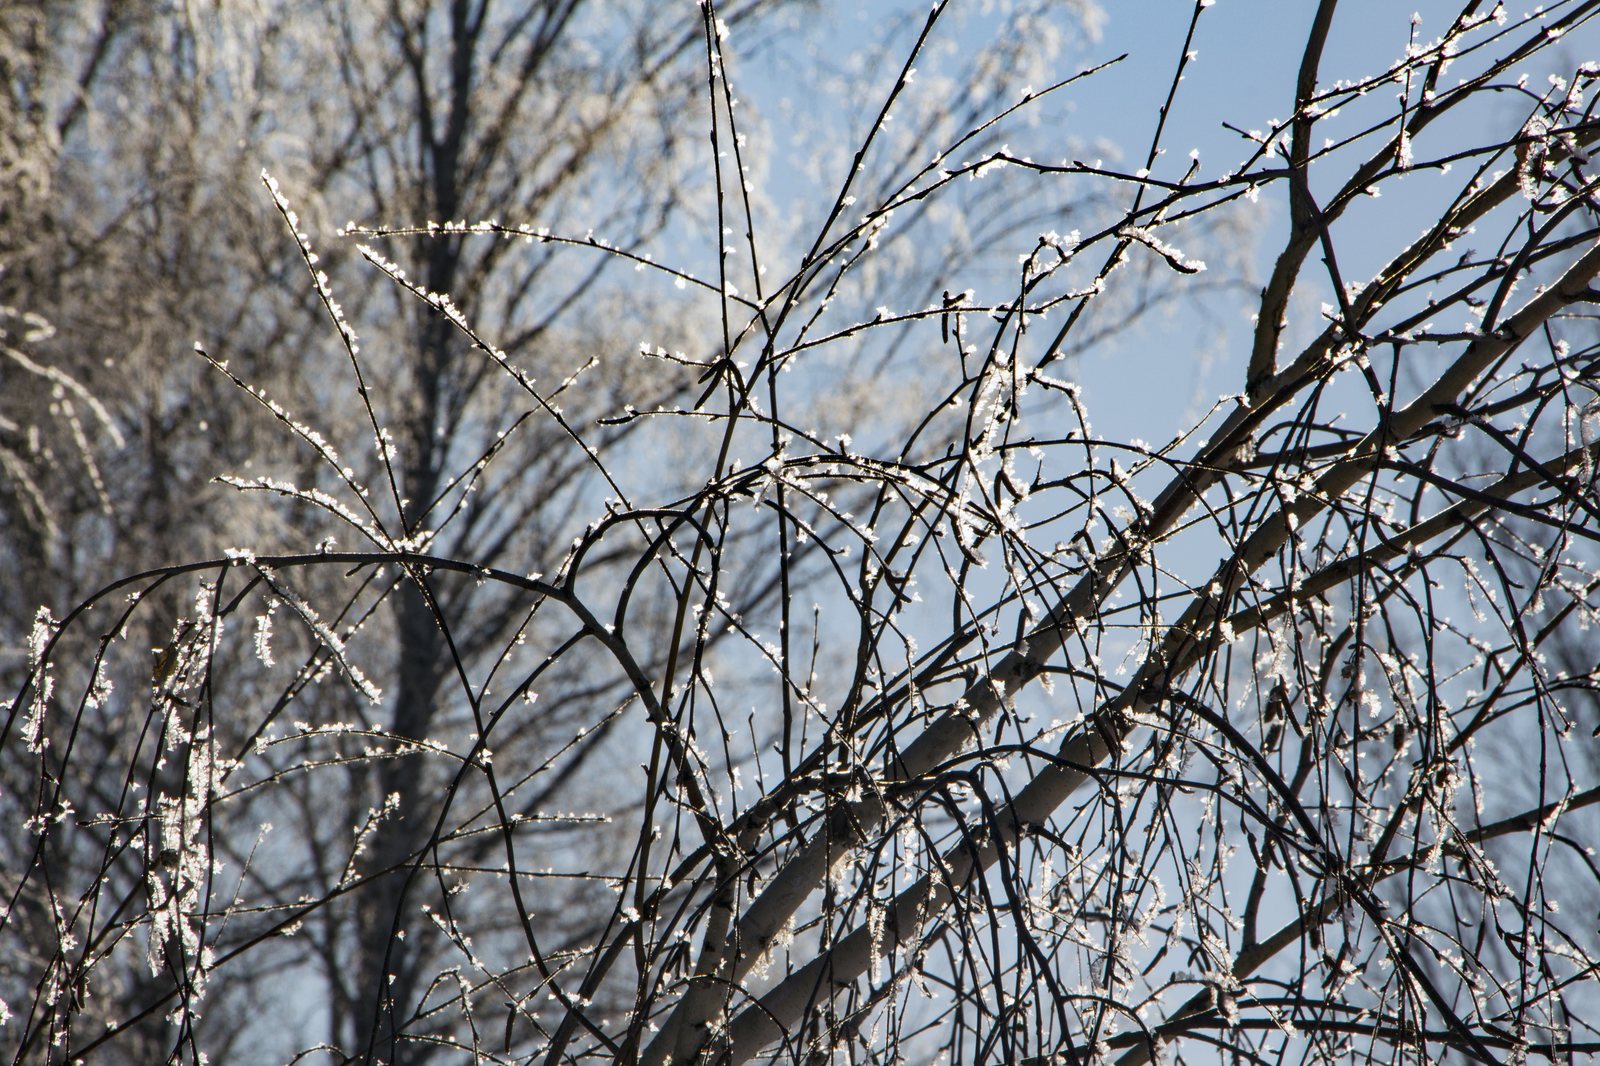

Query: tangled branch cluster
[8,2,1600,1064]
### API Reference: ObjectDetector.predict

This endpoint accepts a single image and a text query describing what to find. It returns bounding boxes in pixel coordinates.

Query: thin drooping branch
[662,126,1599,1053]
[715,238,1600,1063]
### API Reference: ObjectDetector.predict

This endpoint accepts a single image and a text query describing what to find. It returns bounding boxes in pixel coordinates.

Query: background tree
[9,1,1600,1064]
[0,0,806,1059]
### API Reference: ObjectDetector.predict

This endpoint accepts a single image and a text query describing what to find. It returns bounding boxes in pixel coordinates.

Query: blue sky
[715,0,1565,446]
